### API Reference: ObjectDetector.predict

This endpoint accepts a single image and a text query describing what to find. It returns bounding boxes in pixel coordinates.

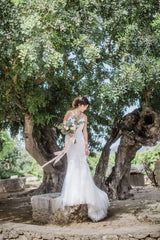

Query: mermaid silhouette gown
[56,112,110,222]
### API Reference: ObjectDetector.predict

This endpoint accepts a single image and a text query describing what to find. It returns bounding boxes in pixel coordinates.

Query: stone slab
[31,193,88,224]
[0,177,26,192]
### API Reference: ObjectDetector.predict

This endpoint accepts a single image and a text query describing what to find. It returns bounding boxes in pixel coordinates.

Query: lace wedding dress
[56,112,110,222]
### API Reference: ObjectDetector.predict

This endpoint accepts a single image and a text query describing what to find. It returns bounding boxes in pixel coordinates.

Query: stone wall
[107,165,145,186]
[130,165,145,186]
[0,222,160,240]
[130,173,144,186]
[0,177,26,193]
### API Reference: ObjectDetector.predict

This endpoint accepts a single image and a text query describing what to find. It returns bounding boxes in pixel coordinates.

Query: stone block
[0,177,26,192]
[31,193,89,224]
[24,232,33,240]
[130,173,144,186]
[51,204,88,224]
[119,237,129,240]
[18,235,28,240]
[150,233,160,238]
[2,230,9,239]
[9,229,19,238]
[102,235,118,240]
[133,233,149,239]
[31,193,57,223]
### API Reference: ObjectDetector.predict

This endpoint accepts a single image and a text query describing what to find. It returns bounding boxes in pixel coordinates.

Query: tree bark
[94,142,111,192]
[96,105,160,200]
[94,118,123,191]
[23,114,67,194]
[106,132,142,199]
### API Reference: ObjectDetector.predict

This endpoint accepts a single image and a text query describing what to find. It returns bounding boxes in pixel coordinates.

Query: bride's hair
[72,96,90,109]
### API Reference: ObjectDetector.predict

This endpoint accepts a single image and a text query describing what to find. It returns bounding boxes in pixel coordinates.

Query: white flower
[70,125,76,131]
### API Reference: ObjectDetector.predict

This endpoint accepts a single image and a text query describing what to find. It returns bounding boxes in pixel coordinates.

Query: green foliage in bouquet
[57,114,87,136]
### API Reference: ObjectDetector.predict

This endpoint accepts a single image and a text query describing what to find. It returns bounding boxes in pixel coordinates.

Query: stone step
[1,222,160,240]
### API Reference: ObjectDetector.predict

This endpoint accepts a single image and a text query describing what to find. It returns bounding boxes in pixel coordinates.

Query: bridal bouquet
[38,115,86,171]
[58,119,77,135]
[57,114,85,136]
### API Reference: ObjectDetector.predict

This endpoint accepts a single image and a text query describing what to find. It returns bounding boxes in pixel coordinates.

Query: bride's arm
[83,115,90,156]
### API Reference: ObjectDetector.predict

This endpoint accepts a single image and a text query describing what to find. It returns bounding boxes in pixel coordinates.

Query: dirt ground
[0,180,160,235]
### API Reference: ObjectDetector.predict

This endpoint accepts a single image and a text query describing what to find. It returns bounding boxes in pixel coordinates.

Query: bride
[57,96,110,222]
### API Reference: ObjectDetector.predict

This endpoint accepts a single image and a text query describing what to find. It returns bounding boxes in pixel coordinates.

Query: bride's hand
[86,147,90,156]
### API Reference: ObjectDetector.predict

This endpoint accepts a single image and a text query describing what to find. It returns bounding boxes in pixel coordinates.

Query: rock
[0,177,26,192]
[102,235,118,240]
[135,202,160,224]
[25,232,33,240]
[10,175,18,179]
[9,230,19,238]
[50,204,88,224]
[31,193,88,224]
[150,233,160,238]
[119,237,129,240]
[2,230,9,239]
[133,233,149,239]
[18,236,28,240]
[156,202,160,211]
[31,193,57,224]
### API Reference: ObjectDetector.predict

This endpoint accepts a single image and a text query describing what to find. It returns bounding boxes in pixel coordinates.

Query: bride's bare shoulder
[63,110,73,121]
[66,110,72,115]
[83,113,88,121]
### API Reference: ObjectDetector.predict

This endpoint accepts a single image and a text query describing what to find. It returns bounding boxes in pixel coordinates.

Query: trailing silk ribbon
[37,136,75,172]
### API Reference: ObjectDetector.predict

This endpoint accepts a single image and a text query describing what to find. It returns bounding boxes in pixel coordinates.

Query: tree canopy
[1,0,159,144]
[0,0,160,196]
[0,0,114,151]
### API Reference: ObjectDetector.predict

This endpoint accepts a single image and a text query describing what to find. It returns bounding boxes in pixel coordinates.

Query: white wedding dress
[56,112,110,222]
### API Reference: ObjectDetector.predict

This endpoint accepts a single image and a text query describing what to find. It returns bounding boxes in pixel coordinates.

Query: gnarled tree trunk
[106,132,142,199]
[95,105,160,200]
[94,142,111,192]
[23,114,67,194]
[94,119,122,192]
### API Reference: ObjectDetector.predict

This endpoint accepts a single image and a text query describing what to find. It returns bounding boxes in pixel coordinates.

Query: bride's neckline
[71,111,84,119]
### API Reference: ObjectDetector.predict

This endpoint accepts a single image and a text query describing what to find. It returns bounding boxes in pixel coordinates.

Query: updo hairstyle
[72,96,90,109]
